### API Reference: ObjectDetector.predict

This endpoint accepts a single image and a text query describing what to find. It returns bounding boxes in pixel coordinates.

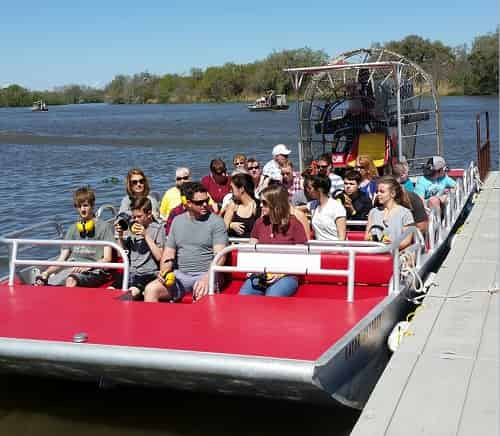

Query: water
[0,97,497,435]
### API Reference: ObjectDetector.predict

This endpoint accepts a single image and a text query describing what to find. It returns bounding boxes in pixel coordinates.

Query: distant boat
[32,100,48,112]
[248,90,289,111]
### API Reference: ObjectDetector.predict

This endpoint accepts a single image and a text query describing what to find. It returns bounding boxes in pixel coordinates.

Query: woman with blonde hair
[232,153,247,171]
[239,184,307,297]
[355,155,378,201]
[365,176,414,250]
[119,168,160,218]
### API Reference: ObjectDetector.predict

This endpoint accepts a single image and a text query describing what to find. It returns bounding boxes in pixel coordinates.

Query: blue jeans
[239,275,298,297]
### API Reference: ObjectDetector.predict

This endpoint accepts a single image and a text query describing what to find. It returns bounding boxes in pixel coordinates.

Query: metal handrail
[0,238,130,291]
[228,221,369,245]
[209,226,423,302]
[96,204,118,219]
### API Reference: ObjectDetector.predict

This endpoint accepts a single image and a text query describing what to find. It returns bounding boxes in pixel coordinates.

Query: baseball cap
[272,144,291,156]
[428,156,447,171]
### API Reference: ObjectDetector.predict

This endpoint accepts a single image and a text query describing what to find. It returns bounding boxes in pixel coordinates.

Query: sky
[1,0,497,90]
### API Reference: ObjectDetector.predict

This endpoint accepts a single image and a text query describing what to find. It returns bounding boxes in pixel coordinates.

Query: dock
[351,171,499,436]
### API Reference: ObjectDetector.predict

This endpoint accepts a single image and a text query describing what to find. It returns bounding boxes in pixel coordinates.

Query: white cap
[429,156,447,171]
[272,144,291,156]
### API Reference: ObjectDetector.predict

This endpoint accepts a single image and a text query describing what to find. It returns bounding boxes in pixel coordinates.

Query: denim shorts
[168,270,223,302]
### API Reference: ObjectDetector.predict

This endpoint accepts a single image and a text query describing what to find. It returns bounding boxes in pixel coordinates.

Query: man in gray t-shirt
[115,197,166,298]
[144,182,228,303]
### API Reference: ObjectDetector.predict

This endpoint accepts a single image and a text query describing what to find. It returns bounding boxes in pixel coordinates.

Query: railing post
[485,111,490,178]
[208,266,216,295]
[347,251,355,302]
[476,111,491,182]
[8,241,18,286]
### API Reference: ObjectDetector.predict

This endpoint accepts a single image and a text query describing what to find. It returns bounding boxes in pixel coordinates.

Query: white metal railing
[0,238,130,291]
[424,163,476,252]
[96,204,118,219]
[209,226,423,303]
[228,220,368,245]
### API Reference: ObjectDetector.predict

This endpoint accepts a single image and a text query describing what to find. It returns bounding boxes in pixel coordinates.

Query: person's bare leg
[65,276,78,287]
[144,279,171,302]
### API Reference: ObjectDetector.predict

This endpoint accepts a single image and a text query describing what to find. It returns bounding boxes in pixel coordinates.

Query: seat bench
[218,249,393,300]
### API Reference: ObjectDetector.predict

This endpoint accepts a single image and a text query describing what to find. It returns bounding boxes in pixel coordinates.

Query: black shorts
[67,269,111,287]
[129,272,158,292]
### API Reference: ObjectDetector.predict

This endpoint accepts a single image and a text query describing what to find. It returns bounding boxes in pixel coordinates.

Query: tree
[384,35,455,89]
[2,84,31,107]
[105,75,129,104]
[467,31,499,95]
[251,48,329,95]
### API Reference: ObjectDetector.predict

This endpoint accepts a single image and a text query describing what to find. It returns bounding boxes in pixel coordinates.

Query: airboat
[0,49,483,409]
[31,100,48,112]
[248,90,289,111]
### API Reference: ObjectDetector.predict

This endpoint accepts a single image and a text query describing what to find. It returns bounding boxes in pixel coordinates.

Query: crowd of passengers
[34,145,456,301]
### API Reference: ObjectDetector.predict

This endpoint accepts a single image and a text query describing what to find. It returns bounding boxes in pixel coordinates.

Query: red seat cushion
[307,252,393,286]
[447,169,464,178]
[346,231,366,241]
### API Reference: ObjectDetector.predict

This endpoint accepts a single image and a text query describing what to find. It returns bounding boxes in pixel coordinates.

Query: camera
[332,189,347,205]
[115,212,133,231]
[249,273,269,291]
[368,225,385,243]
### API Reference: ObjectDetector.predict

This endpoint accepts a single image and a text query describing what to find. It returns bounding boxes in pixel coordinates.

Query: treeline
[1,31,497,107]
[0,84,104,107]
[103,47,328,104]
[379,32,498,95]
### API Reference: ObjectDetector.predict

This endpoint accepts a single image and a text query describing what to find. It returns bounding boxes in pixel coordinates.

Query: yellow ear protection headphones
[180,195,187,205]
[76,219,95,238]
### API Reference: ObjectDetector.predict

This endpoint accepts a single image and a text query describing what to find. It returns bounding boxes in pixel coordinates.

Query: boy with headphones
[35,186,115,287]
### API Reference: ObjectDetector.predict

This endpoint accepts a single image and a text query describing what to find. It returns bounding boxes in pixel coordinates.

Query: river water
[0,97,497,435]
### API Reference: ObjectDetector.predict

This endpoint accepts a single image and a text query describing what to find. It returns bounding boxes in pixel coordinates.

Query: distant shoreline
[0,133,178,146]
[0,132,236,146]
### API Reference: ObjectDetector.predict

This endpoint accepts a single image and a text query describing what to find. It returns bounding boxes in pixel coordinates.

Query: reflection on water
[0,374,358,436]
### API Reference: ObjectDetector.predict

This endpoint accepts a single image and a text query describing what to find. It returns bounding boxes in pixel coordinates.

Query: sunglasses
[131,179,145,185]
[248,165,260,170]
[214,169,227,175]
[260,200,269,207]
[318,164,329,169]
[190,198,209,206]
[176,176,190,181]
[234,161,245,166]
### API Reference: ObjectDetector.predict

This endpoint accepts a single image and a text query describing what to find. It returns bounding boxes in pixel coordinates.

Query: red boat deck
[0,282,386,361]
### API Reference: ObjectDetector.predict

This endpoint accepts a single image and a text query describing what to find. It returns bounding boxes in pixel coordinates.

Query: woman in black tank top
[224,173,260,238]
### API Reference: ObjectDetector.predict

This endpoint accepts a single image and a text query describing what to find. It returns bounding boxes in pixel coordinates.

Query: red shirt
[201,174,232,204]
[251,216,307,244]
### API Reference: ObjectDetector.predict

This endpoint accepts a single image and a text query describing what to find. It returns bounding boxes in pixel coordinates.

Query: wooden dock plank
[458,295,498,436]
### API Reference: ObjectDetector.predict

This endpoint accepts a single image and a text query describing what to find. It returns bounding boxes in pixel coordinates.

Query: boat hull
[248,105,289,112]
